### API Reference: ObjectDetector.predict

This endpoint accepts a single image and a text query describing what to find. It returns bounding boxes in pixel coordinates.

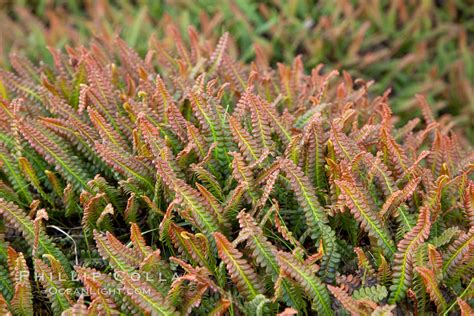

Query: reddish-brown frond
[228,114,262,163]
[463,182,474,228]
[389,207,431,303]
[280,158,328,228]
[457,298,473,316]
[119,271,178,315]
[327,285,369,315]
[155,158,219,235]
[93,230,140,272]
[335,168,395,256]
[443,226,474,276]
[277,251,332,315]
[214,232,264,300]
[415,267,447,313]
[88,107,129,150]
[75,266,120,315]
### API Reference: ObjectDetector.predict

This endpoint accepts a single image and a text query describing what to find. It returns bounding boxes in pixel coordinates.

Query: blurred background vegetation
[0,0,473,137]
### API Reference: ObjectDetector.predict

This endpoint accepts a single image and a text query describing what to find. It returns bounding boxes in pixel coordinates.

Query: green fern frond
[352,284,388,303]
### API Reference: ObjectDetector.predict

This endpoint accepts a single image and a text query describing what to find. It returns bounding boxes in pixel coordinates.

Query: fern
[0,28,470,315]
[335,170,395,256]
[389,206,431,303]
[457,298,474,316]
[0,199,70,272]
[352,284,388,303]
[327,284,376,315]
[119,271,178,316]
[279,158,328,226]
[34,258,71,315]
[9,250,33,316]
[18,120,92,191]
[237,211,304,309]
[157,157,220,238]
[61,295,88,316]
[277,251,333,315]
[415,266,447,313]
[214,232,264,300]
[93,230,141,273]
[442,226,474,276]
[76,266,121,315]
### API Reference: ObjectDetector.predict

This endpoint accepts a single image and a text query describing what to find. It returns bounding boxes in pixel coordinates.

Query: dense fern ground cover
[1,0,473,137]
[0,22,473,316]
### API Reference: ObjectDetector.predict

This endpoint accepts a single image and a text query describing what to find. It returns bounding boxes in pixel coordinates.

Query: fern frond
[169,256,219,293]
[380,177,420,232]
[123,193,138,224]
[61,295,88,316]
[230,151,258,204]
[228,113,262,163]
[237,211,303,308]
[352,284,388,303]
[389,206,431,303]
[156,158,219,237]
[273,211,301,249]
[209,298,231,316]
[246,91,274,151]
[329,123,361,162]
[137,114,183,176]
[9,251,33,316]
[88,107,129,150]
[442,226,474,276]
[0,198,70,272]
[280,158,328,227]
[0,144,33,203]
[193,165,223,201]
[415,267,447,313]
[335,175,395,256]
[277,251,333,315]
[371,304,396,316]
[431,227,460,248]
[0,69,42,102]
[130,223,153,259]
[93,230,140,273]
[259,95,292,143]
[214,232,264,300]
[168,222,214,269]
[237,211,279,277]
[195,183,226,230]
[118,271,178,316]
[354,248,376,287]
[244,294,274,316]
[278,158,340,281]
[75,266,120,315]
[463,182,474,228]
[427,244,443,281]
[18,120,91,190]
[188,89,232,167]
[302,113,327,191]
[19,156,53,205]
[457,298,473,316]
[0,293,10,315]
[95,142,154,191]
[379,125,411,179]
[34,258,71,315]
[0,261,13,302]
[209,32,229,73]
[327,284,372,315]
